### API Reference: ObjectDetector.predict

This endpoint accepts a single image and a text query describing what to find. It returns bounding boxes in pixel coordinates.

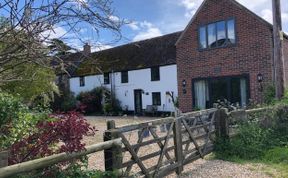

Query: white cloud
[109,15,120,23]
[132,21,163,41]
[237,0,268,10]
[41,26,68,40]
[178,0,203,18]
[169,0,287,33]
[261,9,273,23]
[127,21,140,31]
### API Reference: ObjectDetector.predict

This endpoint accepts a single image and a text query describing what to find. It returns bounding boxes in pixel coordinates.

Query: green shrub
[103,103,113,114]
[216,104,288,161]
[263,84,276,105]
[0,92,48,151]
[263,147,288,164]
[51,91,77,112]
[215,122,273,160]
[14,157,118,178]
[103,97,122,116]
[0,93,26,128]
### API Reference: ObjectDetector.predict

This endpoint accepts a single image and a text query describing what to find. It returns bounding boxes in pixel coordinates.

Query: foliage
[14,157,118,178]
[48,38,74,56]
[174,97,179,108]
[104,96,122,116]
[215,122,273,159]
[215,104,288,161]
[53,160,119,178]
[1,64,59,106]
[0,93,48,151]
[263,84,276,105]
[52,90,78,112]
[0,93,26,130]
[0,0,123,83]
[263,147,288,164]
[9,111,96,165]
[77,87,106,114]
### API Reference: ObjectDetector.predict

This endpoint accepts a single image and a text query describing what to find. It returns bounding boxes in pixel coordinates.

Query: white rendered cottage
[66,32,181,114]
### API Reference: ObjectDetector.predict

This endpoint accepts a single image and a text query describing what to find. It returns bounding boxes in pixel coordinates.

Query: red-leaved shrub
[9,111,96,165]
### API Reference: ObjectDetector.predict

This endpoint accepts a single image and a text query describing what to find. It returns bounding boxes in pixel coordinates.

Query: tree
[0,0,123,83]
[48,38,74,56]
[1,63,59,106]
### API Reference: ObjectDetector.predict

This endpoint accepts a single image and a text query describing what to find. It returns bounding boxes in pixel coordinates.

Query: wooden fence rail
[0,138,122,178]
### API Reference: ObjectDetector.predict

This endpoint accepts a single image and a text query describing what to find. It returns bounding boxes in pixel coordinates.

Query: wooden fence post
[215,109,229,139]
[173,118,183,175]
[0,151,8,168]
[104,120,123,172]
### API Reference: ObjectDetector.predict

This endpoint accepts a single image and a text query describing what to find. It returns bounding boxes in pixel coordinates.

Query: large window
[121,71,128,83]
[193,76,248,109]
[79,76,85,87]
[199,19,236,49]
[151,67,160,81]
[104,73,110,84]
[152,92,161,106]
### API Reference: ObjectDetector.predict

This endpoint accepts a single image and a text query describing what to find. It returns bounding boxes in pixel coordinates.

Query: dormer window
[199,19,236,49]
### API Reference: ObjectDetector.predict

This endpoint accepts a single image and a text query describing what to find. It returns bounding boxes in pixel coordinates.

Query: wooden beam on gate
[215,109,229,139]
[104,121,123,172]
[182,119,204,158]
[153,122,174,177]
[173,118,184,175]
[123,128,146,176]
[149,127,173,161]
[119,133,150,177]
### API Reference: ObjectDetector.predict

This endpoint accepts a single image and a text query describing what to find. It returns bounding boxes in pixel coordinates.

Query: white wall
[69,65,178,112]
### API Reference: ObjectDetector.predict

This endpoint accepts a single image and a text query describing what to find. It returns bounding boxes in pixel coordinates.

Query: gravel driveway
[84,116,273,178]
[178,159,271,178]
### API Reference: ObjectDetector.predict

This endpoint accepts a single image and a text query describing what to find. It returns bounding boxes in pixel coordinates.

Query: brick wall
[176,0,274,112]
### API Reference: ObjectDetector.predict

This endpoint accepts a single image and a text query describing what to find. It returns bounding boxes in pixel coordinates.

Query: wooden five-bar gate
[104,108,227,177]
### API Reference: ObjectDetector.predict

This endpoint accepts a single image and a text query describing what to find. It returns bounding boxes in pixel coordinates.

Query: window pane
[121,71,128,83]
[217,21,226,47]
[80,77,85,87]
[151,67,160,81]
[194,80,209,109]
[104,73,110,84]
[199,27,207,49]
[208,23,217,48]
[152,92,161,106]
[227,19,236,44]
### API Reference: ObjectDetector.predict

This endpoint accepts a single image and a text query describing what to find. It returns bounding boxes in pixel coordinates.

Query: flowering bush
[9,111,96,165]
[76,87,106,114]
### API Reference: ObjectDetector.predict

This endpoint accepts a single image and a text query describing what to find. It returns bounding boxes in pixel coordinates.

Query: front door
[134,90,143,115]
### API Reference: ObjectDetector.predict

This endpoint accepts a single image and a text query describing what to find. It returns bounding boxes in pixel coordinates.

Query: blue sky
[10,0,286,51]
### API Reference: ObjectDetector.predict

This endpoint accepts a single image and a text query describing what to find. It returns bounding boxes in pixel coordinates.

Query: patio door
[134,89,143,115]
[193,75,249,109]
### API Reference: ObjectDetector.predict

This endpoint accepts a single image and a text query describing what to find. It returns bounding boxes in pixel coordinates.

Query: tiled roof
[70,31,182,77]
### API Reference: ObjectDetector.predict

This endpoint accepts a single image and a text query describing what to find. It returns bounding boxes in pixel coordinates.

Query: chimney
[83,43,91,55]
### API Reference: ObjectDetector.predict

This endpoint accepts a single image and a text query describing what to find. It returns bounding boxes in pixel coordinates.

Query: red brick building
[176,0,288,112]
